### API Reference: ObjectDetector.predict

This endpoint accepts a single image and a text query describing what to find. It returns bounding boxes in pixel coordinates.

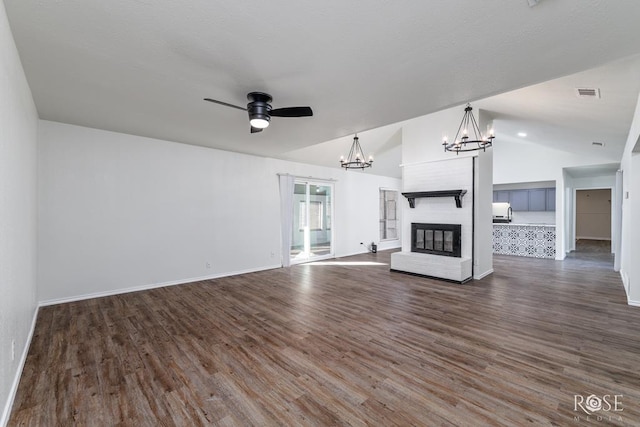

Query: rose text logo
[574,394,623,415]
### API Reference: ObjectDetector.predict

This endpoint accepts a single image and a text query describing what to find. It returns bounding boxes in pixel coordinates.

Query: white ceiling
[284,55,640,178]
[477,55,640,157]
[5,0,640,175]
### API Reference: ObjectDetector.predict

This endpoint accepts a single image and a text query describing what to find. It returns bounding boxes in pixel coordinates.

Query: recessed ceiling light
[517,132,527,137]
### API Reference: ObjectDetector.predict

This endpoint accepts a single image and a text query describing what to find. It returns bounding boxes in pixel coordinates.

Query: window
[299,201,323,231]
[380,189,398,240]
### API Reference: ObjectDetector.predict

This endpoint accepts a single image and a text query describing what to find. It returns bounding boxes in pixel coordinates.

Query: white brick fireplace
[391,156,475,283]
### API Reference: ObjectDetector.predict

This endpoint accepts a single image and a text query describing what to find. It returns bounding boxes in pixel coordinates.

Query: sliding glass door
[290,180,334,264]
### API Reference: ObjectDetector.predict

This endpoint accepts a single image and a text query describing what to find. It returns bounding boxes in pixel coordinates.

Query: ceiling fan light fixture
[249,117,270,129]
[204,91,312,134]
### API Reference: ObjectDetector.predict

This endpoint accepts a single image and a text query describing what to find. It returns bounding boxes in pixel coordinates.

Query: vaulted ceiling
[5,0,640,176]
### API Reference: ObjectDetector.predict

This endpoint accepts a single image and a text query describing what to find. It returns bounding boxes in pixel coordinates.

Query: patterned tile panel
[492,224,556,259]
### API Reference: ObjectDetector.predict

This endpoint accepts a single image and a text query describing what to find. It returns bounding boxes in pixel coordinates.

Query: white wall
[37,120,401,304]
[572,175,616,189]
[0,2,39,425]
[475,150,494,278]
[333,167,402,254]
[510,211,555,225]
[563,170,575,253]
[620,91,640,304]
[493,135,619,185]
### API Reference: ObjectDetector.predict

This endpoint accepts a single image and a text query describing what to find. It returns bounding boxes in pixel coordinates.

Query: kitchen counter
[492,223,556,259]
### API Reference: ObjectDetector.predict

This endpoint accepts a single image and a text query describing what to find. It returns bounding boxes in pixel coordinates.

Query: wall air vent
[575,88,601,98]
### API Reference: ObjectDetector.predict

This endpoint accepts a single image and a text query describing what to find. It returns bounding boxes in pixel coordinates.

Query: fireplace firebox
[411,223,461,258]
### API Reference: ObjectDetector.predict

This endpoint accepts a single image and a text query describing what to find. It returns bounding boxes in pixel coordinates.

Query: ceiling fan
[204,92,313,133]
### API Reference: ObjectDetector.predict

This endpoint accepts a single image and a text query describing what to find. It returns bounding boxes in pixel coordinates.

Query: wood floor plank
[9,250,640,426]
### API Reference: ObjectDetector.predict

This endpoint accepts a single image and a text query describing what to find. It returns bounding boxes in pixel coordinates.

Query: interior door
[290,181,333,264]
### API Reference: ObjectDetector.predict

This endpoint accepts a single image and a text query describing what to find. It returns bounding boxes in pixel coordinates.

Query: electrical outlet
[11,339,15,361]
[205,262,211,269]
[270,252,275,258]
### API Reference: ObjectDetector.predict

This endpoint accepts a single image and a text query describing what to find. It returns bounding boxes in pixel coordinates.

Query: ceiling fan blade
[270,106,313,117]
[203,98,247,111]
[250,126,263,134]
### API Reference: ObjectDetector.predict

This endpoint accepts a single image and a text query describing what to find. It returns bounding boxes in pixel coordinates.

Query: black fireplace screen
[411,223,461,257]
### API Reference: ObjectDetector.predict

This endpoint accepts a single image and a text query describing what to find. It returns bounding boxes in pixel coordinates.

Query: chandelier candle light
[340,134,373,170]
[442,103,495,154]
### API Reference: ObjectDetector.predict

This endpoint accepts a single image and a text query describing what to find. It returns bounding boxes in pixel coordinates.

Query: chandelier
[442,103,495,154]
[340,134,373,170]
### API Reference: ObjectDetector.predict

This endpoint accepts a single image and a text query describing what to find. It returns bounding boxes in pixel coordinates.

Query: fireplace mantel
[402,190,467,208]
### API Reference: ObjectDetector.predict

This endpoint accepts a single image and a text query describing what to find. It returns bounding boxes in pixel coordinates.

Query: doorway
[575,188,612,253]
[290,180,334,264]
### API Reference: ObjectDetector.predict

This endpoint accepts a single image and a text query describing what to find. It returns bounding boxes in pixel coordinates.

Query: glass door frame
[290,179,335,265]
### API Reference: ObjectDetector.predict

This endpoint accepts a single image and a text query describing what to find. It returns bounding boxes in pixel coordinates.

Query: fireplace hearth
[411,223,461,258]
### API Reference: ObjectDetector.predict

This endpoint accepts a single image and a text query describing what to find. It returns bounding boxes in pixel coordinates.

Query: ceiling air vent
[575,88,601,99]
[592,141,605,148]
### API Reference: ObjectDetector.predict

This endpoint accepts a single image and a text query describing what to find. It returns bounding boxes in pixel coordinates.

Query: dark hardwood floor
[574,239,611,253]
[9,250,640,426]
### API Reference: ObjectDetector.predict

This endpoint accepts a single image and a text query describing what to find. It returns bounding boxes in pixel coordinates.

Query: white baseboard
[336,248,372,258]
[620,269,630,295]
[301,245,400,263]
[474,268,494,280]
[338,244,401,258]
[576,236,612,241]
[38,264,282,307]
[618,270,639,307]
[1,305,39,427]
